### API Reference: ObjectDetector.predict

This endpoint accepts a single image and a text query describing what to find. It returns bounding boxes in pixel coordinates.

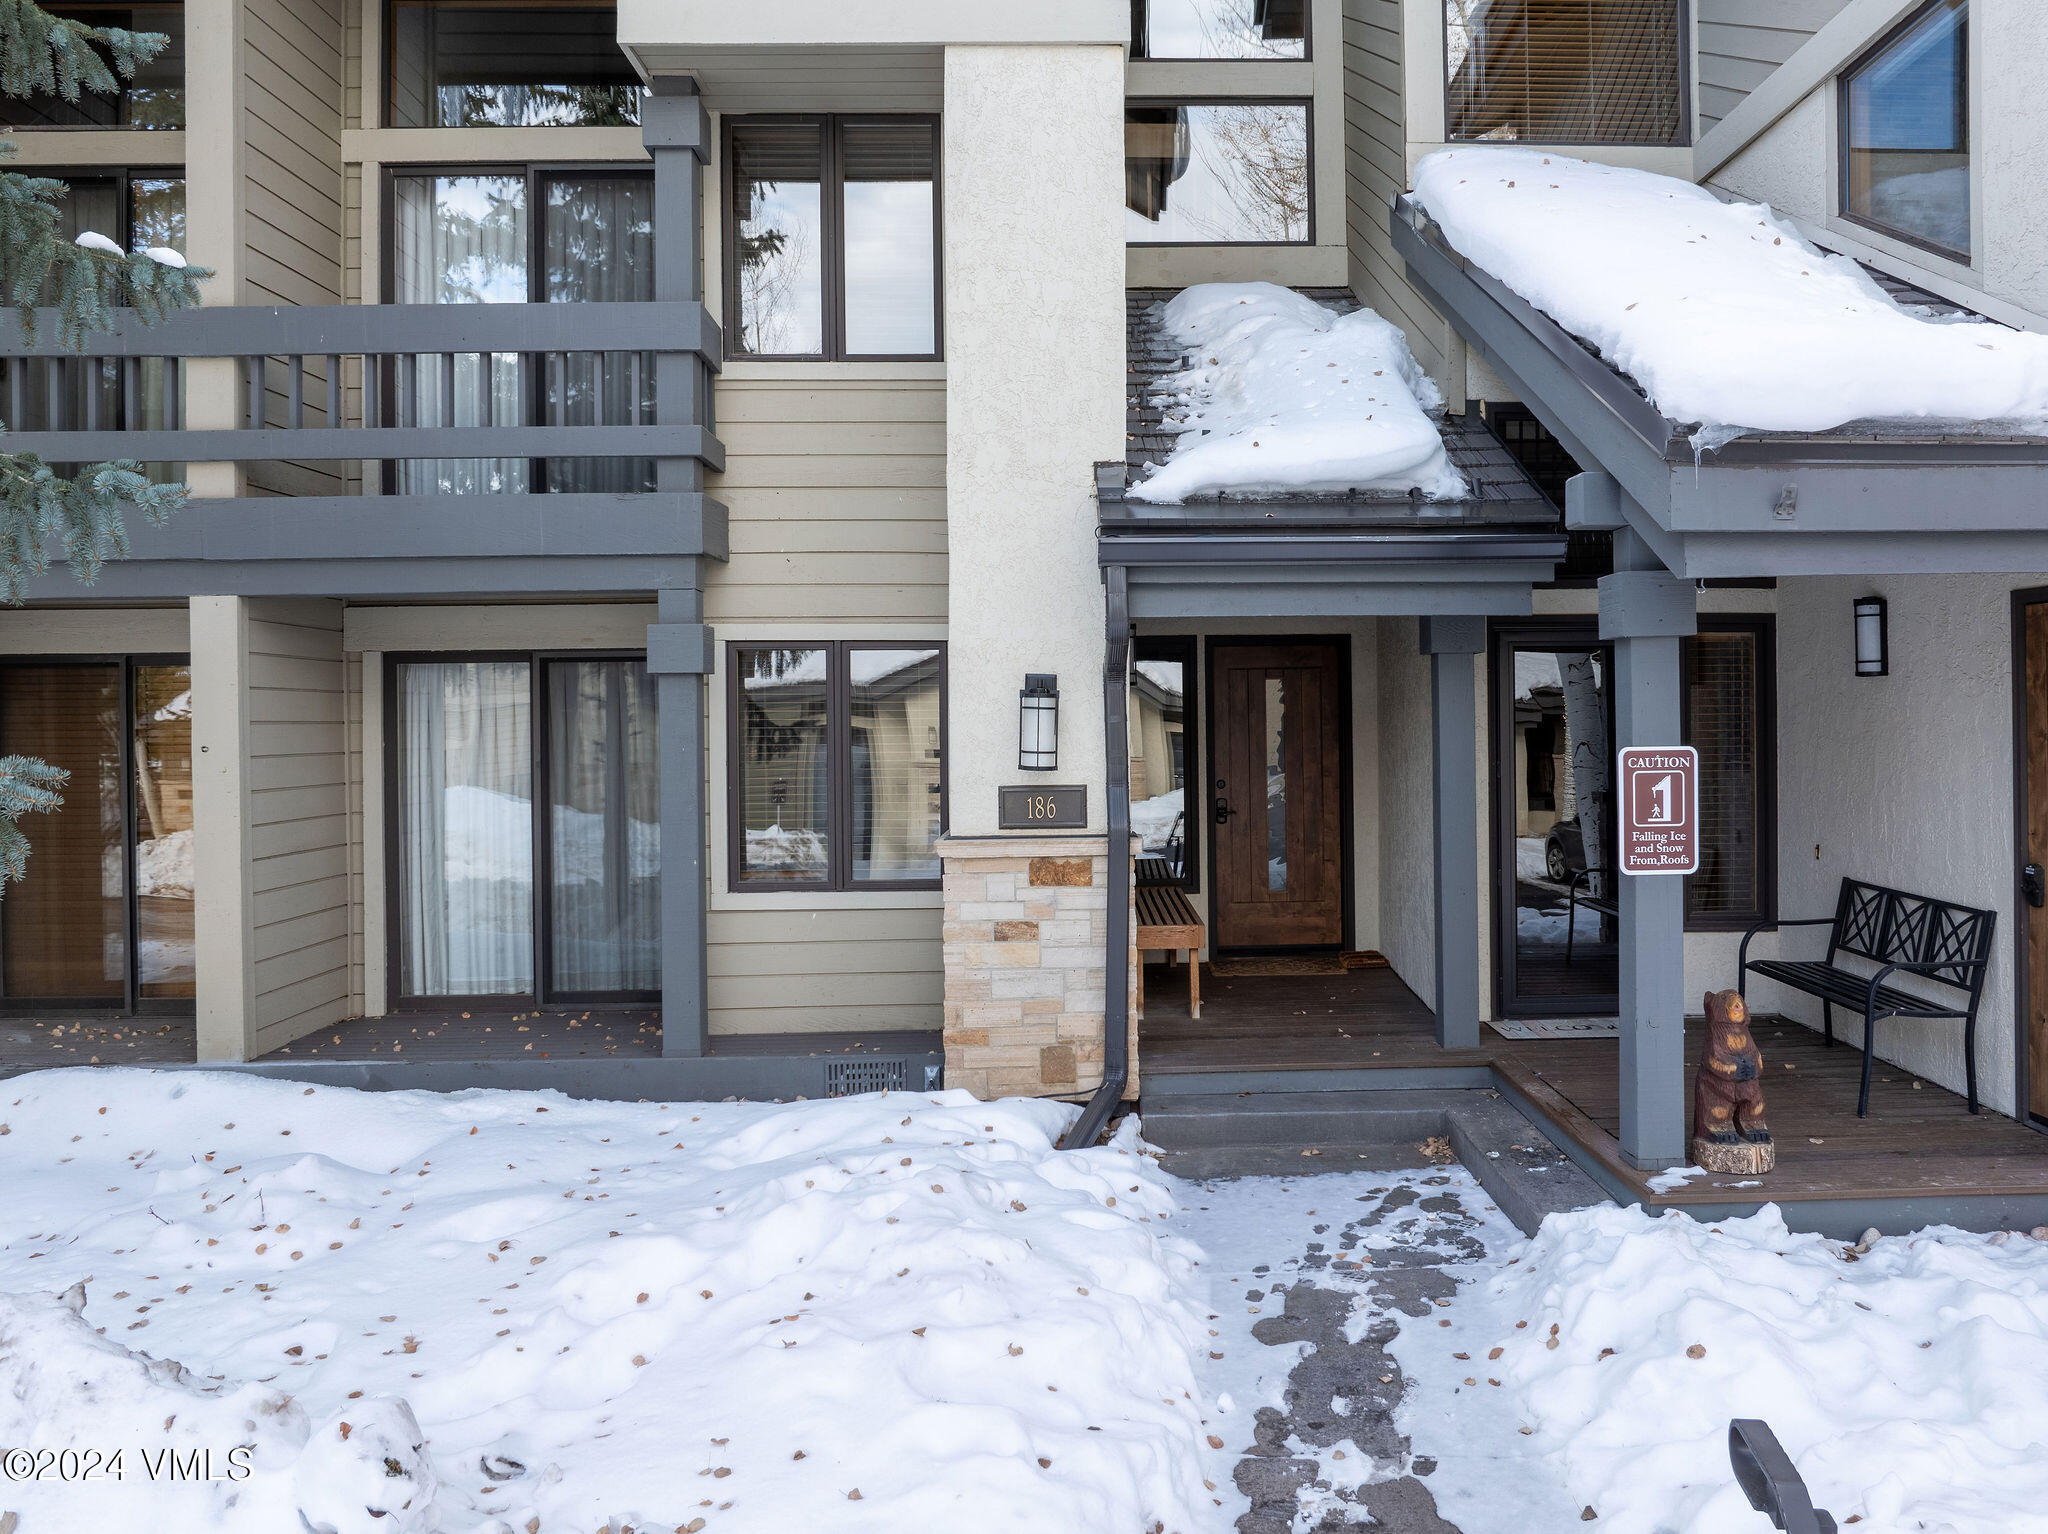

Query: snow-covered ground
[1412,146,2048,442]
[1395,1202,2048,1534]
[0,1071,1225,1534]
[1131,282,1466,503]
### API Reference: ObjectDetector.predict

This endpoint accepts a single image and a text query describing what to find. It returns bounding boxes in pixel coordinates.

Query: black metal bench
[1739,879,1995,1118]
[1564,867,1617,964]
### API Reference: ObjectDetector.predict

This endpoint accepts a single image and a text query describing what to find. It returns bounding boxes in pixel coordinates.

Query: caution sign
[1617,745,1699,876]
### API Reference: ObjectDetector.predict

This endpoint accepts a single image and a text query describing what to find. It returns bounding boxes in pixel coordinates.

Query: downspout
[1059,563,1132,1150]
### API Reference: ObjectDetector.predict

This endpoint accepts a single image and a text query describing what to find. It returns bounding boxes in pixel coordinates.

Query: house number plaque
[998,785,1087,830]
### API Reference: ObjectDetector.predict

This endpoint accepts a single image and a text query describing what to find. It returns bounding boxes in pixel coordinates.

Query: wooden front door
[1209,642,1345,949]
[2022,600,2048,1127]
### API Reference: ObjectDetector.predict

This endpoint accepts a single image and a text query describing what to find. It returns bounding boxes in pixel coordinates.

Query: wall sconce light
[1853,596,1888,677]
[1019,674,1059,771]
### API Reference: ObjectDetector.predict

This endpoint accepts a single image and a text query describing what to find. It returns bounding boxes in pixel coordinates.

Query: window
[729,644,946,891]
[391,654,658,1002]
[1445,0,1687,147]
[0,658,193,1012]
[1131,638,1198,888]
[1126,101,1310,243]
[386,166,654,493]
[1682,618,1776,930]
[0,2,183,129]
[1841,0,1969,258]
[1131,0,1306,59]
[726,117,940,360]
[387,0,640,127]
[0,172,183,465]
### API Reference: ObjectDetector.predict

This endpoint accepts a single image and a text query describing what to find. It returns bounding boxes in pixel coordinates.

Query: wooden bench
[1136,883,1205,1020]
[1740,878,1996,1118]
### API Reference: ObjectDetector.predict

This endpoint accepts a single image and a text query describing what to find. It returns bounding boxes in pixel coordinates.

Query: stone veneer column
[938,835,1138,1100]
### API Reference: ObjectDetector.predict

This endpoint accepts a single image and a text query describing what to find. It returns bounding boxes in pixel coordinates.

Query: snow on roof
[1412,147,2048,444]
[1133,659,1184,698]
[1128,282,1467,503]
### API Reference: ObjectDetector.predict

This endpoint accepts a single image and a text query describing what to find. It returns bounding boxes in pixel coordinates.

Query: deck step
[1136,1090,1469,1152]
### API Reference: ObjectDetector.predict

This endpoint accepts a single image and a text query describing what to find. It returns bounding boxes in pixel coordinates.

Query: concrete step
[1135,1090,1467,1152]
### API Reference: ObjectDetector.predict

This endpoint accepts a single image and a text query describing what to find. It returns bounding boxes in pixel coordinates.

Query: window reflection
[1132,0,1305,59]
[1131,658,1189,877]
[736,648,831,884]
[1126,103,1310,243]
[1510,648,1615,1003]
[388,0,641,127]
[731,123,827,357]
[133,666,193,998]
[842,122,938,357]
[850,648,944,883]
[1844,0,1969,256]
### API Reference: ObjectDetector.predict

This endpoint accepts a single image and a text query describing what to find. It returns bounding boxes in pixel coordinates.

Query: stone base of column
[938,834,1138,1102]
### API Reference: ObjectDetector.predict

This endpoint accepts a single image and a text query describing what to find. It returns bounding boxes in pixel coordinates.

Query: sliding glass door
[388,166,654,495]
[392,654,657,1004]
[0,658,193,1010]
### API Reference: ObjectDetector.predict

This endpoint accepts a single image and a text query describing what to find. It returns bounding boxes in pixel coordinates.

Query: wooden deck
[0,1010,937,1078]
[1137,961,2048,1222]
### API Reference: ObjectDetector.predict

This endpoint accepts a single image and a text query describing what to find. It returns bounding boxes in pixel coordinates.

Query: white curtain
[398,661,533,995]
[547,660,659,991]
[392,174,528,494]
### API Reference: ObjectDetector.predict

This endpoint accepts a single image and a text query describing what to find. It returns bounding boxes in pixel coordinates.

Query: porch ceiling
[1391,198,2048,579]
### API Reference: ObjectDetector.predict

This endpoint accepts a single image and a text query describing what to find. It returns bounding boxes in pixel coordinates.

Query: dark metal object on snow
[1728,1419,1837,1534]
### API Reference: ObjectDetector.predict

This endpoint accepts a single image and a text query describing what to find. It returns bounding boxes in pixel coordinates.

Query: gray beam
[1423,619,1483,1049]
[650,587,712,1059]
[1602,567,1696,1170]
[1099,532,1568,565]
[16,555,704,600]
[34,493,728,564]
[0,301,723,360]
[1126,576,1542,620]
[6,423,724,469]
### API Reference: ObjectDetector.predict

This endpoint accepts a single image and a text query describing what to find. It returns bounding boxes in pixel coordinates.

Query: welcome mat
[1209,951,1390,978]
[1489,1016,1622,1040]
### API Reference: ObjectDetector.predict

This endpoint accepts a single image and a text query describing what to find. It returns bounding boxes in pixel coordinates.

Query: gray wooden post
[1421,616,1486,1049]
[1599,532,1697,1169]
[642,80,716,1057]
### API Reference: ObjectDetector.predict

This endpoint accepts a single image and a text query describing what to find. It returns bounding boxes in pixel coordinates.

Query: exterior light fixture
[1853,595,1888,677]
[1019,674,1059,771]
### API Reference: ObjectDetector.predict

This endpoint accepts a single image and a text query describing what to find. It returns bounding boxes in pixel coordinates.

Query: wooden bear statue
[1690,988,1776,1176]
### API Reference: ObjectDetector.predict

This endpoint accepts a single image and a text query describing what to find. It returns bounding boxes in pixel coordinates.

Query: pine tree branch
[0,0,168,105]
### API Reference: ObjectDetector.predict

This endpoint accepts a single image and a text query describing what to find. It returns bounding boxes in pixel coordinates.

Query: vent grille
[824,1059,908,1098]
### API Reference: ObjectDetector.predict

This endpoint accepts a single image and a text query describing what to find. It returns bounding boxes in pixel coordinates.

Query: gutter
[1058,562,1132,1151]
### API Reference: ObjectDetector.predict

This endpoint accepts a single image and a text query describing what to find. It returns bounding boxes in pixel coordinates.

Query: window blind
[1684,627,1765,924]
[1447,0,1685,147]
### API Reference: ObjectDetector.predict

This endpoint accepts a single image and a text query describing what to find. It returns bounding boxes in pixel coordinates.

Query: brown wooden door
[1210,643,1344,949]
[2024,602,2048,1126]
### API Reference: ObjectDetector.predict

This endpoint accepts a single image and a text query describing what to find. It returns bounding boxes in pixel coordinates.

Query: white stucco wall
[942,43,1127,836]
[1764,573,2046,1116]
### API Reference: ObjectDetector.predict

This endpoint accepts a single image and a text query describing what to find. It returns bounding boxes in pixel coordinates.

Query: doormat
[1210,955,1346,977]
[1340,950,1390,970]
[1489,1016,1622,1040]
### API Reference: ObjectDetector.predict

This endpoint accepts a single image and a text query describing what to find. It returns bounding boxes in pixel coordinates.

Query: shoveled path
[1181,1167,1528,1533]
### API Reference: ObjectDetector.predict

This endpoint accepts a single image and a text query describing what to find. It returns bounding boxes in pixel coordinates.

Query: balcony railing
[0,300,722,473]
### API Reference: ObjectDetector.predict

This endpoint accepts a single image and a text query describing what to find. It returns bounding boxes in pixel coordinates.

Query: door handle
[2025,863,2045,909]
[1213,794,1234,825]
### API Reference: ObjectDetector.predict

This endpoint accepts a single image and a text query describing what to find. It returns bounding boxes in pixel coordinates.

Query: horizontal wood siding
[1341,0,1452,384]
[708,905,943,1035]
[244,0,347,497]
[244,598,352,1054]
[708,376,948,622]
[1698,0,1852,132]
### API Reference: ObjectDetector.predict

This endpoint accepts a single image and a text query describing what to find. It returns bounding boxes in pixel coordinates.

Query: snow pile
[1131,282,1465,503]
[1132,785,1185,851]
[1412,147,2048,440]
[1394,1202,2048,1533]
[0,1070,1218,1534]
